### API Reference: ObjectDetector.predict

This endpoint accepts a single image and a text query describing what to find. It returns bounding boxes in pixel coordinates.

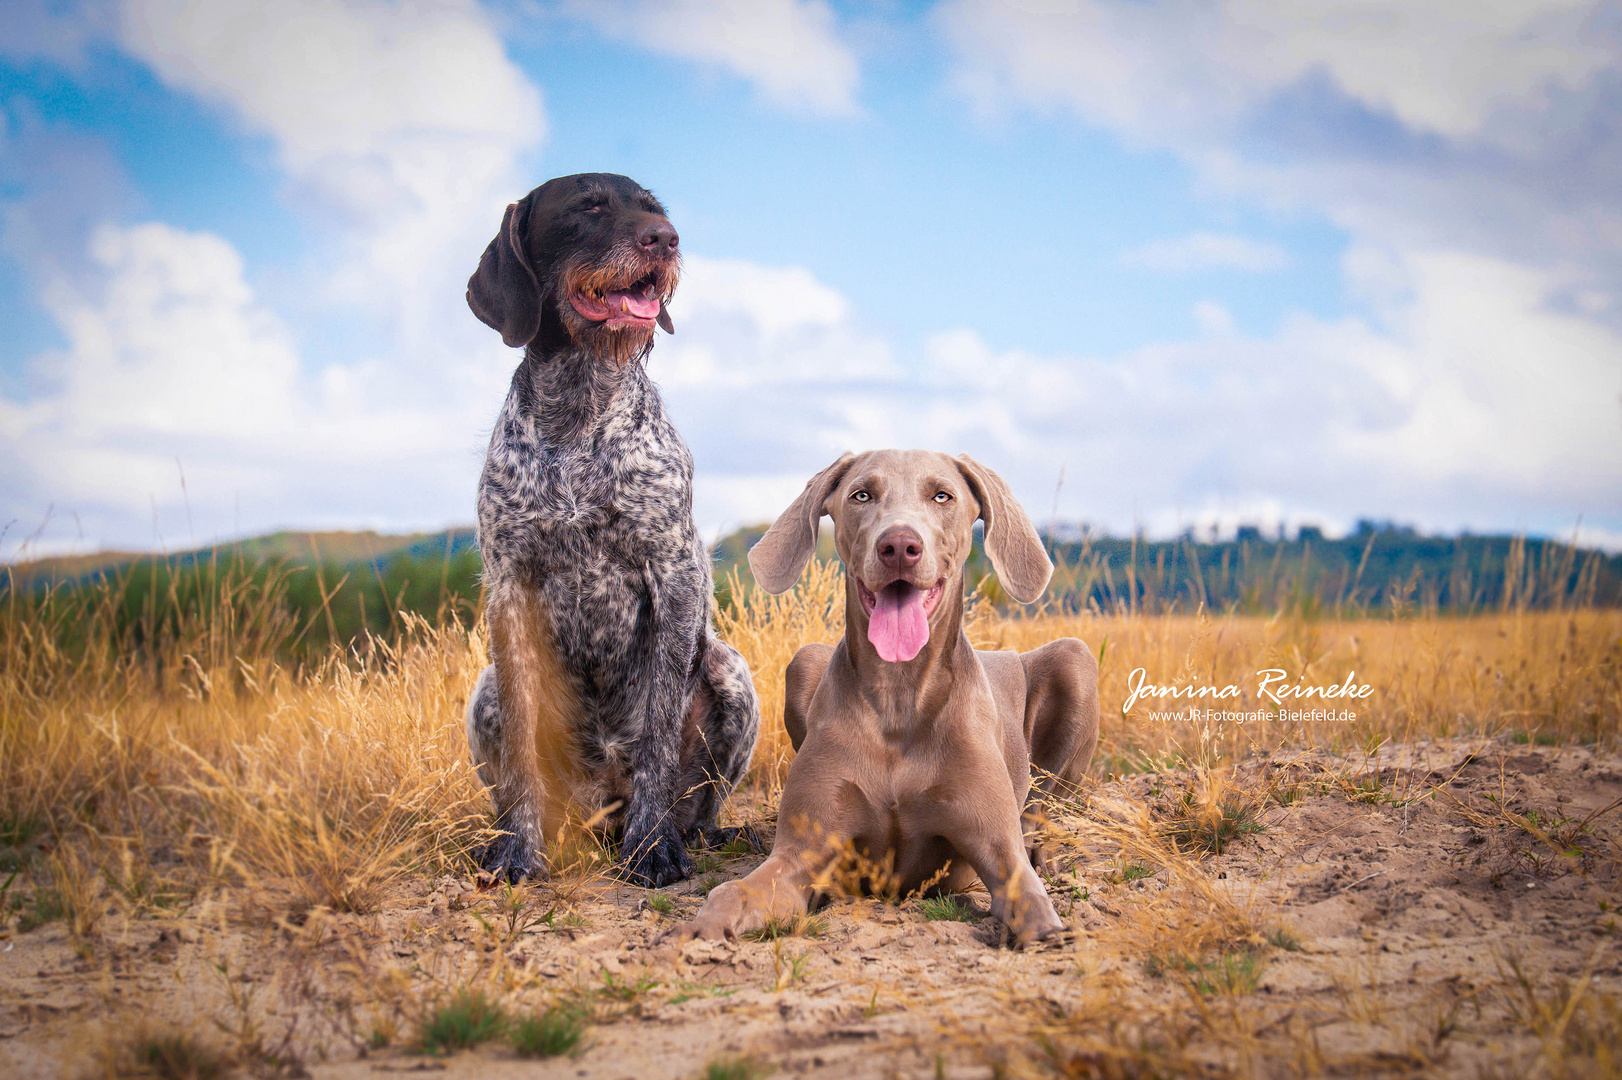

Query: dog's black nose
[637,220,679,252]
[876,526,923,572]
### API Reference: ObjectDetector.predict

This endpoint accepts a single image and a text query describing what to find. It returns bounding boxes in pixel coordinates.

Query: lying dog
[667,450,1098,945]
[464,173,759,887]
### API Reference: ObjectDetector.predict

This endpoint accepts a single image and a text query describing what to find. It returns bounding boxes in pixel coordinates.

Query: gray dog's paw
[619,826,693,888]
[475,833,545,886]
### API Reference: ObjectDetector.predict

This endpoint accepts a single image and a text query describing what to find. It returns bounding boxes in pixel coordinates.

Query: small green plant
[1161,792,1264,855]
[697,873,722,896]
[1198,951,1265,995]
[720,835,756,856]
[1511,729,1559,746]
[1118,863,1155,883]
[510,1007,585,1058]
[668,981,739,1005]
[17,886,65,932]
[1267,928,1301,952]
[704,1054,765,1080]
[1055,881,1090,916]
[647,893,675,915]
[597,969,660,1002]
[917,895,979,922]
[1266,780,1304,806]
[1145,950,1265,995]
[122,1030,229,1080]
[744,913,827,941]
[417,988,508,1055]
[1143,952,1196,979]
[768,939,810,991]
[0,813,44,850]
[691,853,723,874]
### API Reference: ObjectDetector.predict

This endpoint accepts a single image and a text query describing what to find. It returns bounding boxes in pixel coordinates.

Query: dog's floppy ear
[749,453,856,594]
[954,454,1053,604]
[467,196,542,348]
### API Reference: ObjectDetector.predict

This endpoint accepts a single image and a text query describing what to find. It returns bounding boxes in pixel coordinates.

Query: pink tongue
[868,583,929,663]
[607,289,660,320]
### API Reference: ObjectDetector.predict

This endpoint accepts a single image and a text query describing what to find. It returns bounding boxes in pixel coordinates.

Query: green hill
[4,521,1616,665]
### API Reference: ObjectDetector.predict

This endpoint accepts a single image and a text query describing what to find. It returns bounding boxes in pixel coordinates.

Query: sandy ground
[3,738,1619,1079]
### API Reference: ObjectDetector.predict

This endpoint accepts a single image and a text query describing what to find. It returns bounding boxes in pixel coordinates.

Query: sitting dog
[464,173,759,887]
[667,450,1098,945]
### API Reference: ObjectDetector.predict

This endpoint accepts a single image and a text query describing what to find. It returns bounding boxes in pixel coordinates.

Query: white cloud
[566,0,860,116]
[676,255,848,337]
[932,0,1622,544]
[939,0,1622,329]
[655,254,894,389]
[1335,249,1622,492]
[942,0,1611,141]
[3,2,548,554]
[1124,232,1291,273]
[8,229,1617,555]
[0,0,113,68]
[1191,300,1235,336]
[122,0,541,167]
[659,248,1622,540]
[118,0,544,370]
[0,220,491,555]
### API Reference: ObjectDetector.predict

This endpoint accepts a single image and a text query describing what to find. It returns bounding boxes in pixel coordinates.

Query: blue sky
[2,0,1620,557]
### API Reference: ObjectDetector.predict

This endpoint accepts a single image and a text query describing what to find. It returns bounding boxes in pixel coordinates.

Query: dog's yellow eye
[933,491,951,503]
[852,490,871,503]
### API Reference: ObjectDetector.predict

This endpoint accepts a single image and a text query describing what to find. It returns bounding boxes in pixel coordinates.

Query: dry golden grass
[3,560,1620,1076]
[721,565,1622,790]
[4,561,1618,925]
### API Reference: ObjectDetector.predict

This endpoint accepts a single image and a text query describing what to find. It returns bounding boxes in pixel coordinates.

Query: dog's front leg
[947,802,1068,947]
[618,574,704,888]
[479,580,580,883]
[660,852,814,943]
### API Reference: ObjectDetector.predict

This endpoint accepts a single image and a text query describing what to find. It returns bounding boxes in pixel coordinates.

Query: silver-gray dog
[667,450,1099,945]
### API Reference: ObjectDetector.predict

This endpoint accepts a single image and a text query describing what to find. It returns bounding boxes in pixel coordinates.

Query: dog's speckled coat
[464,174,759,887]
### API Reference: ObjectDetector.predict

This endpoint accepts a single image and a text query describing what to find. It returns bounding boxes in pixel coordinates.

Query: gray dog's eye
[933,491,951,503]
[852,490,871,503]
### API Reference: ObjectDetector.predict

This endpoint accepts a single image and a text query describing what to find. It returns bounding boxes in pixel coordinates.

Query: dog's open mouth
[857,578,946,663]
[569,269,665,330]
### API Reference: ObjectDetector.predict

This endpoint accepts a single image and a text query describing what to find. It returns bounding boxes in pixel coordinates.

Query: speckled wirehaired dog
[463,172,760,888]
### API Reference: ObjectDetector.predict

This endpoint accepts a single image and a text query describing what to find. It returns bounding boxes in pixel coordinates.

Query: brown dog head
[749,451,1053,662]
[467,173,679,360]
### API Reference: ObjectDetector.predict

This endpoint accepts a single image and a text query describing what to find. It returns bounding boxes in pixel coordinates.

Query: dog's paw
[1006,914,1075,951]
[655,915,735,946]
[619,826,693,888]
[475,833,545,885]
[1018,923,1077,951]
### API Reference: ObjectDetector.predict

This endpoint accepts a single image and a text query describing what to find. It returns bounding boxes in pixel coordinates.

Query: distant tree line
[712,520,1622,617]
[6,522,1616,665]
[1028,522,1621,616]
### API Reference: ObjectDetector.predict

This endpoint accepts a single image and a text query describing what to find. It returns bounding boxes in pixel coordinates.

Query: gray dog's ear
[748,453,857,594]
[467,197,542,348]
[954,454,1053,604]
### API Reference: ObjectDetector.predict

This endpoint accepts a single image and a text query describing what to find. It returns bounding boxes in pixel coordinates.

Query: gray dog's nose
[876,526,923,572]
[637,220,679,252]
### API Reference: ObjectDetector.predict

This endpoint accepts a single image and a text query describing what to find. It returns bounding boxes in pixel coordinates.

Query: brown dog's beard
[558,241,679,366]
